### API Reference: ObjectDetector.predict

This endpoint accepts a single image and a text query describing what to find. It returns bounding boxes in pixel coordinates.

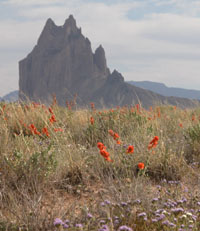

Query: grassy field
[0,101,199,231]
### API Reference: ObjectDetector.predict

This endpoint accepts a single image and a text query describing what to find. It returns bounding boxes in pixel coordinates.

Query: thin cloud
[2,0,63,6]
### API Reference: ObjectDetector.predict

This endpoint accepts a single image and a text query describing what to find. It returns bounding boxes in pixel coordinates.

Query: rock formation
[19,15,199,108]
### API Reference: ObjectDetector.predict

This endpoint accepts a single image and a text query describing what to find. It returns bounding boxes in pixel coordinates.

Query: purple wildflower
[118,225,133,231]
[155,214,165,221]
[156,185,161,190]
[121,202,128,207]
[87,213,93,219]
[192,215,197,221]
[138,212,147,217]
[155,209,164,214]
[63,224,69,228]
[75,224,83,228]
[99,220,106,224]
[99,224,110,231]
[134,199,141,204]
[105,200,111,205]
[114,219,120,225]
[171,207,184,214]
[53,218,63,227]
[162,220,176,227]
[152,198,159,203]
[169,222,176,227]
[162,220,170,226]
[151,218,158,223]
[100,202,105,207]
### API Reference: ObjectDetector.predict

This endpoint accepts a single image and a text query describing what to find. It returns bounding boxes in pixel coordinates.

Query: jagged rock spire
[94,45,108,74]
[19,15,200,109]
[64,14,76,27]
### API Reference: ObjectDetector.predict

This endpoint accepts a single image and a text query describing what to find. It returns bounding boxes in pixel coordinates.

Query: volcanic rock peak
[94,45,108,74]
[19,15,200,108]
[64,14,77,28]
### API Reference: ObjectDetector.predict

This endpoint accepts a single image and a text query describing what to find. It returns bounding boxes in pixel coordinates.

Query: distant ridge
[0,90,19,102]
[18,15,200,108]
[128,81,200,100]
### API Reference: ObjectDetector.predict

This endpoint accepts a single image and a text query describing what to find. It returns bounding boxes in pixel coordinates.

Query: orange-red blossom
[138,162,145,170]
[42,127,50,137]
[179,123,183,128]
[90,102,95,110]
[49,107,53,114]
[90,116,94,125]
[97,142,113,162]
[108,129,121,144]
[54,128,63,132]
[126,145,134,154]
[148,136,159,150]
[49,114,56,123]
[29,124,41,136]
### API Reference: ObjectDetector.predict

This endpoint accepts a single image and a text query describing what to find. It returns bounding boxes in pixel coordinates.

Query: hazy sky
[1,0,200,96]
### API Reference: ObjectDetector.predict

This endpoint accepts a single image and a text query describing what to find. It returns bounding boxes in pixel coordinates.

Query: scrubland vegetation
[0,100,199,231]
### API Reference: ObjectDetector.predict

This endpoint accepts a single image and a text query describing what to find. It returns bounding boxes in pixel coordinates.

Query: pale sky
[1,0,200,96]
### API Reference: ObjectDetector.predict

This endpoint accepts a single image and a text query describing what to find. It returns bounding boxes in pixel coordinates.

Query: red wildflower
[136,104,140,113]
[54,128,63,132]
[148,136,159,150]
[108,129,121,144]
[131,107,134,112]
[29,124,41,135]
[113,133,119,140]
[2,104,6,111]
[90,102,95,110]
[179,123,183,128]
[97,142,113,162]
[138,162,145,170]
[105,156,113,162]
[100,149,110,158]
[52,94,57,106]
[108,129,114,136]
[32,102,40,108]
[116,140,121,145]
[90,116,94,125]
[126,145,134,154]
[100,149,113,162]
[49,114,56,123]
[49,107,53,114]
[42,127,50,137]
[97,142,105,150]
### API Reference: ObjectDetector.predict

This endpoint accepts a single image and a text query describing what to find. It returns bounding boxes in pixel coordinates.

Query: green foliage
[2,143,57,193]
[186,123,200,144]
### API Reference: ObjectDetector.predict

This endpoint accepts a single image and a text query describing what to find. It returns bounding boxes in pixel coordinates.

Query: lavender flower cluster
[53,184,200,231]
